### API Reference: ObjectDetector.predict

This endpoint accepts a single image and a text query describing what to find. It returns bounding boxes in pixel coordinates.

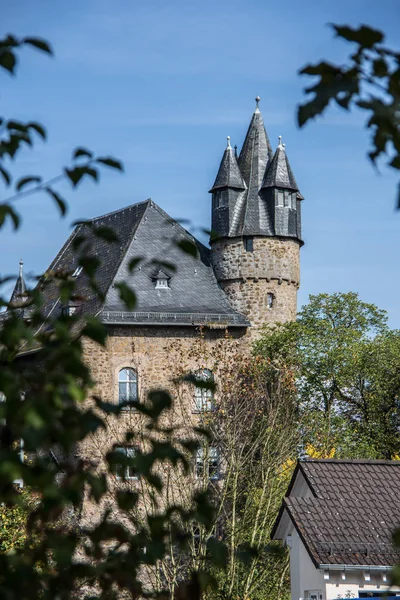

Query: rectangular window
[115,446,139,480]
[304,591,322,600]
[277,190,284,206]
[284,190,290,207]
[194,369,214,412]
[244,238,253,252]
[195,446,220,480]
[292,192,297,208]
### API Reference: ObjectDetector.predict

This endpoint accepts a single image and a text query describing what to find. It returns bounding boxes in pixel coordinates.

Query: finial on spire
[234,144,238,158]
[255,95,261,108]
[19,259,23,277]
[278,135,283,147]
[227,135,231,149]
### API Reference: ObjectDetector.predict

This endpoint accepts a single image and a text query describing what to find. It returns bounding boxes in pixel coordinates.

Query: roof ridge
[149,201,211,255]
[87,198,152,223]
[95,201,151,311]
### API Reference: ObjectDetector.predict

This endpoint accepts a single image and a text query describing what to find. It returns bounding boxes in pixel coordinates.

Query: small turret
[209,136,246,238]
[261,136,303,240]
[8,260,27,309]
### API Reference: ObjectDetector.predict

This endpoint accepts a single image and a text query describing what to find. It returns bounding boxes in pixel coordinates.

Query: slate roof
[8,260,27,307]
[210,142,246,192]
[272,459,400,567]
[262,140,303,199]
[22,199,248,328]
[236,106,274,236]
[210,100,303,240]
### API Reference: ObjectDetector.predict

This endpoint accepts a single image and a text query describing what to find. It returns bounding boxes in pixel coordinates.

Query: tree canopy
[255,292,400,459]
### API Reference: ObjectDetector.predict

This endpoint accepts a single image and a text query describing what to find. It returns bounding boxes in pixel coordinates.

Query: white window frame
[155,278,169,289]
[118,368,138,407]
[195,446,220,481]
[194,369,214,413]
[115,446,138,480]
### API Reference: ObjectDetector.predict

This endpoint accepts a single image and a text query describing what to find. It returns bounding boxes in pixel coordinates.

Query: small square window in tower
[244,237,253,252]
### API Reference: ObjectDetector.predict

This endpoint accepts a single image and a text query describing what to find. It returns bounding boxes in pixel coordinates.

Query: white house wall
[290,528,324,600]
[289,530,399,600]
[325,570,399,600]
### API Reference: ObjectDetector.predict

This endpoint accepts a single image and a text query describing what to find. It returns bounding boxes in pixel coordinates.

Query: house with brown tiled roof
[272,459,400,600]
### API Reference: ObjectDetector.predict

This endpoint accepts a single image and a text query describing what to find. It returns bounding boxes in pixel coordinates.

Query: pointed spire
[262,136,301,193]
[209,137,246,192]
[8,259,27,308]
[237,99,273,192]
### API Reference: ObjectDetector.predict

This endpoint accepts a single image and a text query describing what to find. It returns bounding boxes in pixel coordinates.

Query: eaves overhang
[99,310,250,327]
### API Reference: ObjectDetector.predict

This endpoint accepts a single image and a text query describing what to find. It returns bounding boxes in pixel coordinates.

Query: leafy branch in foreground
[297,24,400,205]
[0,33,222,600]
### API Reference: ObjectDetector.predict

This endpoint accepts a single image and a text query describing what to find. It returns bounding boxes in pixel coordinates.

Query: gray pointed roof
[230,105,274,236]
[238,107,273,191]
[209,142,246,192]
[27,200,248,328]
[8,260,27,308]
[262,141,301,193]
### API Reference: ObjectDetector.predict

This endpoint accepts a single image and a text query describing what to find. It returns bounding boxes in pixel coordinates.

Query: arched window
[194,369,214,413]
[118,368,138,407]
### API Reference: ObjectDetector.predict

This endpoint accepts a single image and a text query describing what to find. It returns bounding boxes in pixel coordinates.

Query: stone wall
[211,236,300,329]
[79,325,246,525]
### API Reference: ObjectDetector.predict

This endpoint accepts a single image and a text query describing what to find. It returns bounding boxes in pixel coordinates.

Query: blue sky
[1,0,400,325]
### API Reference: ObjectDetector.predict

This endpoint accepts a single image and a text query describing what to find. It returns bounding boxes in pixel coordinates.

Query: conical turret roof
[9,260,27,308]
[237,99,273,192]
[262,137,302,195]
[209,137,246,192]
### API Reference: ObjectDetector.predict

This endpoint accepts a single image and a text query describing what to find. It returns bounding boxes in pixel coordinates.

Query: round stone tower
[209,98,303,332]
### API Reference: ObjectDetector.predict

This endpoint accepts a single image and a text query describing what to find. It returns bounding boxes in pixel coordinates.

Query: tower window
[244,237,253,252]
[267,293,274,309]
[284,191,290,207]
[213,193,221,209]
[292,192,297,208]
[277,190,284,206]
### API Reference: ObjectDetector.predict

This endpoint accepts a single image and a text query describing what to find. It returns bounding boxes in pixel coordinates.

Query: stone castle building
[9,98,304,511]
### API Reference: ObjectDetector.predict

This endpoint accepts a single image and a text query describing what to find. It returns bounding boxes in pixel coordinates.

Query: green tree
[297,24,400,205]
[255,292,400,459]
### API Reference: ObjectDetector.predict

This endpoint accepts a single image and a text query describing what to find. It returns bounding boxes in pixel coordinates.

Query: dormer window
[152,269,171,289]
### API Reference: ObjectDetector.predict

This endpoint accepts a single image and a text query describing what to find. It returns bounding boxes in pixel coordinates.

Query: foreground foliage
[298,24,400,205]
[0,35,219,600]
